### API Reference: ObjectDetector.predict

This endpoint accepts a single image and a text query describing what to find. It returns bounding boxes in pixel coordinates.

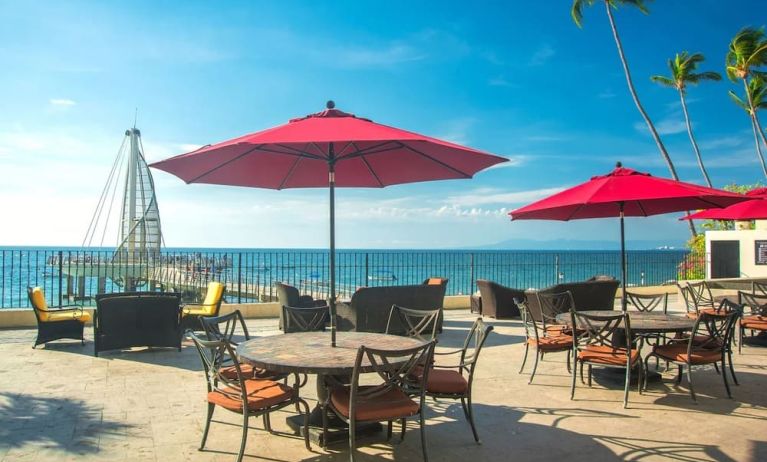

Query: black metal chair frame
[27,287,87,348]
[322,341,436,462]
[516,298,572,384]
[644,307,740,402]
[425,318,493,443]
[188,331,310,462]
[677,283,700,319]
[688,281,716,310]
[626,291,669,368]
[536,290,576,328]
[570,310,644,408]
[181,283,226,332]
[282,305,330,333]
[752,281,767,296]
[737,291,767,353]
[385,305,441,341]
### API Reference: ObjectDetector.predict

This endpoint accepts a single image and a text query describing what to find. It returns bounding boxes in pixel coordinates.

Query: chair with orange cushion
[570,310,643,408]
[385,305,440,341]
[323,340,436,461]
[644,310,740,402]
[188,331,310,462]
[27,287,91,348]
[181,281,225,331]
[516,298,572,384]
[737,291,767,353]
[418,317,493,443]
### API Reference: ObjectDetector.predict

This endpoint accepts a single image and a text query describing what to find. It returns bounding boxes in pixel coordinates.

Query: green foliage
[726,27,767,81]
[729,76,767,114]
[571,0,650,28]
[650,51,721,93]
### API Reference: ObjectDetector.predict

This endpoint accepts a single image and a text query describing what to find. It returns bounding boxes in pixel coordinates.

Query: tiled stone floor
[1,307,766,461]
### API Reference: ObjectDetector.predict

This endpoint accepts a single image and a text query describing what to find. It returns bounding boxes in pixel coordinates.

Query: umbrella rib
[395,142,472,178]
[336,141,401,160]
[636,201,649,217]
[278,154,304,190]
[269,143,326,159]
[353,142,384,187]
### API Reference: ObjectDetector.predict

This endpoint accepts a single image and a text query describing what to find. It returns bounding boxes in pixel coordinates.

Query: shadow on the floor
[42,339,203,372]
[0,392,132,455]
[288,401,733,461]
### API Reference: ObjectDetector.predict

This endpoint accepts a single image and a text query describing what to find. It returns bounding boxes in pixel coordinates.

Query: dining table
[237,331,427,445]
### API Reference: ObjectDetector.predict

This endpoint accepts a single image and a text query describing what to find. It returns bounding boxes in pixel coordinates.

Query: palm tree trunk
[679,90,713,187]
[743,78,767,179]
[753,110,767,165]
[604,1,697,236]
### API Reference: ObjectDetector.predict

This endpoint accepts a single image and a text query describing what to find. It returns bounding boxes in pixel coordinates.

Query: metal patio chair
[188,331,311,462]
[323,340,436,462]
[570,310,643,408]
[282,304,330,334]
[644,308,740,402]
[516,298,572,384]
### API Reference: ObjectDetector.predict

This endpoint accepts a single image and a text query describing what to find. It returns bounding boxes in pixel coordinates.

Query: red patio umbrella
[682,188,767,221]
[509,162,748,310]
[150,101,507,346]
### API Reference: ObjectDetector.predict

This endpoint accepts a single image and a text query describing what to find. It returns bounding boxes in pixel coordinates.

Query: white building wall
[705,226,767,278]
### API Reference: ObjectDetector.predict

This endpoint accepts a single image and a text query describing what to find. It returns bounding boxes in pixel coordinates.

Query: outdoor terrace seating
[27,286,91,348]
[181,281,225,331]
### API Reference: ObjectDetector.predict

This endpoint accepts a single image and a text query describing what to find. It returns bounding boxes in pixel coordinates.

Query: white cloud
[529,44,555,66]
[446,186,565,207]
[634,117,686,136]
[49,98,76,107]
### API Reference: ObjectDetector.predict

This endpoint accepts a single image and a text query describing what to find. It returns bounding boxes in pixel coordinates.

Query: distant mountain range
[476,238,687,251]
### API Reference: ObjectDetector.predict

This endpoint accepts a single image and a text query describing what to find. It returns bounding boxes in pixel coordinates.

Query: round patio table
[237,331,426,445]
[554,310,695,385]
[554,310,695,334]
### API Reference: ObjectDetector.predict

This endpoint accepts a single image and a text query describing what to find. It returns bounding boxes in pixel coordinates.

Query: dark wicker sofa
[336,284,447,334]
[524,277,619,322]
[94,292,182,356]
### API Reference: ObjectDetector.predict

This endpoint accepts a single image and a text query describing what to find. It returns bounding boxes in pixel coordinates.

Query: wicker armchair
[28,287,91,348]
[276,282,326,330]
[181,281,225,331]
[475,280,524,319]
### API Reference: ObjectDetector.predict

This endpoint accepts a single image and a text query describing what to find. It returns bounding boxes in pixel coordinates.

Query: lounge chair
[28,287,91,348]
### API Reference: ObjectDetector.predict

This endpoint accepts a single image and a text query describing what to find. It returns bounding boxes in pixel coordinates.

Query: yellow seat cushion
[182,282,224,317]
[46,310,91,323]
[30,287,89,323]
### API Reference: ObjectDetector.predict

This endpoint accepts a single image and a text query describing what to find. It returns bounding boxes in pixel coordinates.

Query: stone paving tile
[1,308,766,461]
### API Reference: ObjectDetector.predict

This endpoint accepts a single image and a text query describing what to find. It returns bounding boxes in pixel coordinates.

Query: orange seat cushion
[207,379,293,412]
[686,312,699,320]
[742,315,767,331]
[577,345,639,366]
[331,386,419,421]
[529,335,572,352]
[426,278,444,285]
[424,369,469,395]
[652,343,722,365]
[219,363,256,380]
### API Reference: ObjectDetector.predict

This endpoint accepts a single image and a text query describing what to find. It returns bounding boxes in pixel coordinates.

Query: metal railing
[0,247,700,309]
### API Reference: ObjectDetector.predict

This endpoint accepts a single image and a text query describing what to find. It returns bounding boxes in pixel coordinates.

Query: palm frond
[571,0,589,27]
[650,75,676,88]
[729,90,752,113]
[614,0,651,15]
[686,71,722,85]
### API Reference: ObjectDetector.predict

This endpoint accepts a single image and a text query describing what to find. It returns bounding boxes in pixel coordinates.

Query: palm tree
[572,0,697,236]
[651,52,721,187]
[729,76,767,178]
[726,26,767,177]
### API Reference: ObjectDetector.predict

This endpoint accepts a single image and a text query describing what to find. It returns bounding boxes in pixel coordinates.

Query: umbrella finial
[616,161,622,168]
[326,100,336,109]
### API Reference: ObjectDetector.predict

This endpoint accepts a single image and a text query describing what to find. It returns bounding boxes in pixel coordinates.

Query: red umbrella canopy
[682,187,767,221]
[509,163,747,221]
[150,102,507,188]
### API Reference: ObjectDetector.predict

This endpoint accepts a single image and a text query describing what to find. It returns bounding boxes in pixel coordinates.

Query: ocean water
[0,246,692,308]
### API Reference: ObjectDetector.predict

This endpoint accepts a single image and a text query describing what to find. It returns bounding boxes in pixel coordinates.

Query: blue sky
[1,0,764,249]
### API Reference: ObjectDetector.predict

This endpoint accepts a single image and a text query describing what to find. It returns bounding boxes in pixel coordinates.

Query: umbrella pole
[328,151,337,347]
[619,202,627,311]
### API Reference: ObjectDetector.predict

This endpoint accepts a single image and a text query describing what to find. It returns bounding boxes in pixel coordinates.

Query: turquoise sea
[0,246,693,308]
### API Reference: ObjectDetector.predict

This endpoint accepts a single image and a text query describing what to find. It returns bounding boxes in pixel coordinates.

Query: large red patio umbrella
[150,101,507,346]
[682,188,767,221]
[509,162,748,310]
